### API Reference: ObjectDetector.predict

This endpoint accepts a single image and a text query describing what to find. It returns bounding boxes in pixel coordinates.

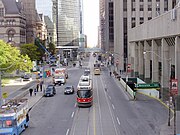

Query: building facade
[128,4,180,98]
[44,15,56,46]
[99,0,114,53]
[52,0,81,60]
[20,0,37,43]
[36,14,47,42]
[0,0,26,47]
[113,0,178,72]
[99,0,105,50]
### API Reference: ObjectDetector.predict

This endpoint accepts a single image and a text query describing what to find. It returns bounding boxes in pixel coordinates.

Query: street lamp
[143,51,172,126]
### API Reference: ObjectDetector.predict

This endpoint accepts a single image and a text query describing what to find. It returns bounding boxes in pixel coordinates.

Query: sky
[83,0,99,48]
[36,0,99,48]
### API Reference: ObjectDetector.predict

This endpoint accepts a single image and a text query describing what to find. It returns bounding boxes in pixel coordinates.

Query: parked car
[64,86,74,95]
[22,73,32,81]
[44,84,56,97]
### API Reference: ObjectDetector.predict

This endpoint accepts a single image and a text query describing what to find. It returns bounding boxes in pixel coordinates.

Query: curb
[13,84,36,100]
[28,94,44,112]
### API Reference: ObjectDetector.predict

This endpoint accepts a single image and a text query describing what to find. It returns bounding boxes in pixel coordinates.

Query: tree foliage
[34,38,46,60]
[0,40,33,72]
[20,43,41,61]
[48,42,56,55]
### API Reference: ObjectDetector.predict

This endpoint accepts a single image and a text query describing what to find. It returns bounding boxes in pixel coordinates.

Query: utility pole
[168,59,172,126]
[125,57,128,91]
[173,95,176,135]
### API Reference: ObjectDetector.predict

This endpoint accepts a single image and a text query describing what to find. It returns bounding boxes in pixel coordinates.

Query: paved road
[21,60,88,135]
[3,54,177,135]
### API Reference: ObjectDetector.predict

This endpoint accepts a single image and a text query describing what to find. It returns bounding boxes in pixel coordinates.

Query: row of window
[132,5,168,12]
[0,19,16,25]
[131,17,152,28]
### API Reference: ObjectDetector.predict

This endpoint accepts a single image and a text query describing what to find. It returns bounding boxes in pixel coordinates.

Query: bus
[0,99,29,135]
[77,75,93,107]
[94,63,101,75]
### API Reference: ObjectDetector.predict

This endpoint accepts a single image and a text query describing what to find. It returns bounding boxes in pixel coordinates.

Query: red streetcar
[77,88,93,107]
[76,75,93,107]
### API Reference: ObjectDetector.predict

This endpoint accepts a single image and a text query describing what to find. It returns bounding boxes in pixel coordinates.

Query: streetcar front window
[77,90,92,98]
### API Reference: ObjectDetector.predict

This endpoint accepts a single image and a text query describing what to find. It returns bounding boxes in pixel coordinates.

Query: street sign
[135,83,160,89]
[171,79,178,95]
[127,64,131,73]
[2,92,8,99]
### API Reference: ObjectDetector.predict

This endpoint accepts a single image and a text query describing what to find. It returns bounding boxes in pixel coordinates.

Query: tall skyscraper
[52,0,80,47]
[52,0,81,59]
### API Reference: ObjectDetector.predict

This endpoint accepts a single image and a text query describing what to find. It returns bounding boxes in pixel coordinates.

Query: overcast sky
[83,0,99,47]
[36,0,99,48]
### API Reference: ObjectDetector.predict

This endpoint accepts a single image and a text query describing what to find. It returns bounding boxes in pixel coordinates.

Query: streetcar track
[70,106,91,135]
[100,73,120,135]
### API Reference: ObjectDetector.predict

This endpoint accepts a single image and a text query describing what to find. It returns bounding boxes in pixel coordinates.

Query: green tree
[20,43,41,61]
[34,38,46,60]
[48,42,56,55]
[0,40,32,72]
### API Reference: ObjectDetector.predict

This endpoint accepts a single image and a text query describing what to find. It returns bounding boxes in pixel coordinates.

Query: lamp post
[143,51,172,126]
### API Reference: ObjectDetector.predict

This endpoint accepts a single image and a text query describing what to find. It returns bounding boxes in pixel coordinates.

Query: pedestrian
[29,88,33,96]
[36,83,39,92]
[40,81,43,91]
[110,71,112,76]
[34,88,37,96]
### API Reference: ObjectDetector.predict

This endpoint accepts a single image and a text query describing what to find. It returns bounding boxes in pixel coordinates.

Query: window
[131,22,135,28]
[148,5,152,11]
[148,17,152,20]
[0,8,4,17]
[8,29,15,42]
[140,5,144,11]
[140,17,144,24]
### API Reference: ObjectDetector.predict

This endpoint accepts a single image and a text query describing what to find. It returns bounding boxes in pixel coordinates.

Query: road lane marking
[93,105,96,135]
[100,76,119,135]
[66,129,69,135]
[74,103,76,108]
[112,104,115,110]
[71,112,74,118]
[117,117,121,125]
[95,76,104,135]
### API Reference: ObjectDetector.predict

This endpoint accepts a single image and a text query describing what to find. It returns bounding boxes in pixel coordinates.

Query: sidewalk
[25,90,43,110]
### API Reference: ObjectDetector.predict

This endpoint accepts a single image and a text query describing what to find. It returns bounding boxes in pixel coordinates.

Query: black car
[44,84,56,97]
[64,86,74,95]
